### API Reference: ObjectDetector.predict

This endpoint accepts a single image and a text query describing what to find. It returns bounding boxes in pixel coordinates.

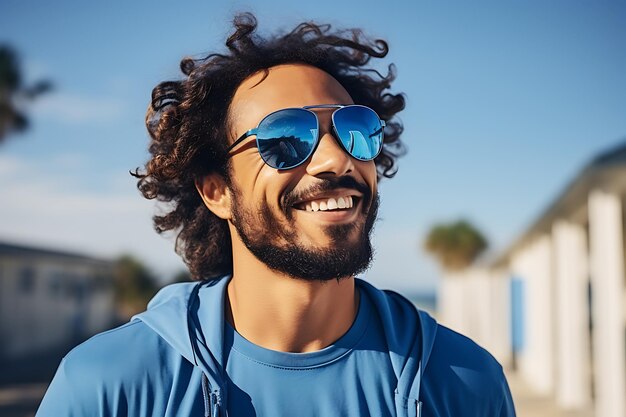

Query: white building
[0,241,116,361]
[437,141,626,417]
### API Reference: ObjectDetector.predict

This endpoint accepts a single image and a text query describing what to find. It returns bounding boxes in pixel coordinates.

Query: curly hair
[133,13,406,280]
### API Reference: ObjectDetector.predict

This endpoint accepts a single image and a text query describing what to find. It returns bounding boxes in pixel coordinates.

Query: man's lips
[281,176,371,216]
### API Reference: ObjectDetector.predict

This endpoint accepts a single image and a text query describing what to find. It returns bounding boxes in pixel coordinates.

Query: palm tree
[114,255,159,318]
[0,45,52,143]
[423,220,488,271]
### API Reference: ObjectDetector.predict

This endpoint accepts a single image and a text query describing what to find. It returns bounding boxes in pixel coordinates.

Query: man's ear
[195,174,232,220]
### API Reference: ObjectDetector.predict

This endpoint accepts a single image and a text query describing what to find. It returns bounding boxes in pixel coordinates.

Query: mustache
[282,176,371,209]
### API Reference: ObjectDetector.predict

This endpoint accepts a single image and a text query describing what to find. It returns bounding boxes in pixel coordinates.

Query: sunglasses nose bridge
[305,130,355,177]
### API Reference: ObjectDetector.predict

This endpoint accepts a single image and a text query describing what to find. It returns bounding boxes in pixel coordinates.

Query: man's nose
[305,131,354,177]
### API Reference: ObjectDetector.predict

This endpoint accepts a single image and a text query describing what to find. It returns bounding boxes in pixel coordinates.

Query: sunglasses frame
[227,104,386,170]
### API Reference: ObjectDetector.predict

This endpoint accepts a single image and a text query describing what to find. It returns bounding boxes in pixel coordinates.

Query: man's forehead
[235,64,352,102]
[228,64,353,135]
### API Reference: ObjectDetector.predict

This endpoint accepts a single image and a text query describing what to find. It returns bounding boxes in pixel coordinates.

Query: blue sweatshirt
[36,276,515,416]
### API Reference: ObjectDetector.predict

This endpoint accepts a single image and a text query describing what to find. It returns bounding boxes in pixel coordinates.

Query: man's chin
[266,245,374,282]
[240,229,373,282]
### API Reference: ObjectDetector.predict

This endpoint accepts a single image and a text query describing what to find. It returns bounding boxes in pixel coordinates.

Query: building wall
[483,188,624,416]
[0,254,115,360]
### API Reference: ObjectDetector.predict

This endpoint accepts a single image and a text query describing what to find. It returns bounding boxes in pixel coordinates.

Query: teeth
[303,196,356,212]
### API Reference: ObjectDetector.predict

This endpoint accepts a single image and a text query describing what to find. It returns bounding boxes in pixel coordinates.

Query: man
[37,14,515,417]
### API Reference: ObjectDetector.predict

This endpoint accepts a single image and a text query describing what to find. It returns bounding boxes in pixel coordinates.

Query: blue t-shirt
[223,288,399,416]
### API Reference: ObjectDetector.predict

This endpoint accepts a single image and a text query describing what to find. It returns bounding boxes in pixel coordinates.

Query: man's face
[225,64,379,281]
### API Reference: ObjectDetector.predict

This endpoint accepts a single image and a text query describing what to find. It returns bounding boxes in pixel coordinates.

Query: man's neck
[225,260,360,353]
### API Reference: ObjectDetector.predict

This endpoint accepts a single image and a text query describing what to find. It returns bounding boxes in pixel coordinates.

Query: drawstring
[187,282,204,366]
[415,360,423,417]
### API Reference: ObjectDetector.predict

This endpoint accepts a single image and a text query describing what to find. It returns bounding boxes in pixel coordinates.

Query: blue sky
[1,0,625,293]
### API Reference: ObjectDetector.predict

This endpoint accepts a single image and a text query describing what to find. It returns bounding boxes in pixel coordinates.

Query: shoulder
[60,320,180,394]
[68,320,175,388]
[428,324,504,377]
[37,320,181,416]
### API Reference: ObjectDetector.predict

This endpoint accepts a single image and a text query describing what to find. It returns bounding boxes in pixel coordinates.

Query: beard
[229,176,379,282]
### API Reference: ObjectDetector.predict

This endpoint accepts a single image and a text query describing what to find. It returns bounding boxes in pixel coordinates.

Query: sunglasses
[227,104,385,170]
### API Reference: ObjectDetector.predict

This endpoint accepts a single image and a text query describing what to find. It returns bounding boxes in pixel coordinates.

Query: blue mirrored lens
[333,106,383,160]
[256,109,318,169]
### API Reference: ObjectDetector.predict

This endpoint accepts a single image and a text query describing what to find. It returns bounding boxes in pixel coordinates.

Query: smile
[293,195,360,212]
[305,196,354,212]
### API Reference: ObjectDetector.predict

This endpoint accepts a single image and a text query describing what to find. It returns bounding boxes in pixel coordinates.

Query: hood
[357,279,438,416]
[132,278,231,417]
[132,276,438,417]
